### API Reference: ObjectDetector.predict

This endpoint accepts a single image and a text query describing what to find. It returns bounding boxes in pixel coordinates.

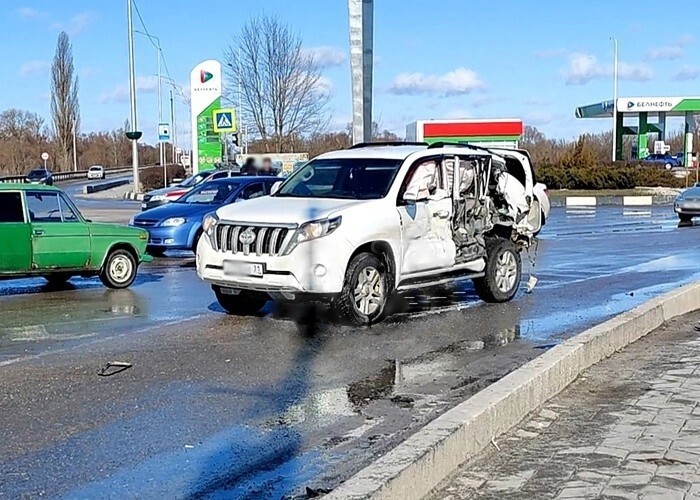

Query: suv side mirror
[271,181,282,194]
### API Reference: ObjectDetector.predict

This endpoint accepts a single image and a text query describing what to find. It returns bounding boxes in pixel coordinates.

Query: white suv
[197,142,544,325]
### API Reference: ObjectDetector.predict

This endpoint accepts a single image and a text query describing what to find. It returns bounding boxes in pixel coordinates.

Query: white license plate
[223,261,264,277]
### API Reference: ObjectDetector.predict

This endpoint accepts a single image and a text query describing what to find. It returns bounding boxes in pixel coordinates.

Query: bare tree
[51,31,80,171]
[223,15,330,152]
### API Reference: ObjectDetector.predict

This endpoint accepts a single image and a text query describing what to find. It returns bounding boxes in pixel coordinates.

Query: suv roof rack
[348,141,428,149]
[427,141,493,152]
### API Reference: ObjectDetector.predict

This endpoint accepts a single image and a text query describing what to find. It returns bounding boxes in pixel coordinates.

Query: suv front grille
[214,224,291,256]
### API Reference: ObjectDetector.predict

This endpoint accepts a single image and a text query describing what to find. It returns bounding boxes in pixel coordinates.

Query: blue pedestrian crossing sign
[213,109,237,133]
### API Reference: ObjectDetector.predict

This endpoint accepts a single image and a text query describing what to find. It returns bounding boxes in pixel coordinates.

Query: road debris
[491,436,500,451]
[97,361,132,377]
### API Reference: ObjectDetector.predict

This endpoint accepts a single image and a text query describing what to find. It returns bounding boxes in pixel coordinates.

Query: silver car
[674,184,700,222]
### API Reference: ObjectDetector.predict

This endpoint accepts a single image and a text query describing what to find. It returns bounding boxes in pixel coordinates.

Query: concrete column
[658,112,667,141]
[637,112,649,159]
[348,0,373,144]
[685,111,695,168]
[615,111,624,161]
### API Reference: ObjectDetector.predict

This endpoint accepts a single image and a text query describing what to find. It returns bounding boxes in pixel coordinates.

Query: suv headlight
[283,216,342,255]
[150,194,167,202]
[202,212,219,236]
[162,217,186,227]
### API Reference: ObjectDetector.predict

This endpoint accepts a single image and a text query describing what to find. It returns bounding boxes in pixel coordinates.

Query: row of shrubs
[536,165,687,190]
[139,164,186,191]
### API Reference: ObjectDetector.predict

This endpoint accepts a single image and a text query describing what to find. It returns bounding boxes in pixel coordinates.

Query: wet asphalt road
[1,205,700,498]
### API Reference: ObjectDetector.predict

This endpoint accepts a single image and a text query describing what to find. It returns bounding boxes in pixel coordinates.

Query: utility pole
[610,36,619,162]
[72,122,78,171]
[126,0,140,192]
[170,89,176,164]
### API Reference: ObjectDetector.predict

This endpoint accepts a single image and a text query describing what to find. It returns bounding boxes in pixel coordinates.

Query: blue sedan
[130,177,278,256]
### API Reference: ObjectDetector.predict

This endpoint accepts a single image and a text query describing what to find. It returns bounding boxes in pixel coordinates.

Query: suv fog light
[164,238,175,244]
[314,264,327,277]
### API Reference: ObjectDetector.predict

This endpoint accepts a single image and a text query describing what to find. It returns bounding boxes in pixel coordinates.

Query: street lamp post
[126,0,140,192]
[610,36,619,162]
[72,122,78,171]
[135,30,164,169]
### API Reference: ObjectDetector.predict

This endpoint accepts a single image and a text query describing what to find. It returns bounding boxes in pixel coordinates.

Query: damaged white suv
[196,142,545,325]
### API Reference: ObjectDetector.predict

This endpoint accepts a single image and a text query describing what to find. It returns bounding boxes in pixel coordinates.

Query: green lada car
[0,184,151,289]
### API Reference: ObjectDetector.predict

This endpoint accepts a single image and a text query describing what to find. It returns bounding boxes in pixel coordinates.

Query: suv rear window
[0,192,25,222]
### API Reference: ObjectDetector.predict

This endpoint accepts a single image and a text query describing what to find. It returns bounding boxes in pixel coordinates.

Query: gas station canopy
[576,97,700,119]
[575,96,700,162]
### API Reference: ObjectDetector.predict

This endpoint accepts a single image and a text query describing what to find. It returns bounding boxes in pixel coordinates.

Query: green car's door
[25,190,91,269]
[0,191,31,272]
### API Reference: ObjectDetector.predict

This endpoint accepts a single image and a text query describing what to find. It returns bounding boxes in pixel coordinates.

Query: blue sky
[2,0,699,147]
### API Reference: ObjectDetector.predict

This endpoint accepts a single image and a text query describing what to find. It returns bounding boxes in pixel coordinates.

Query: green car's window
[59,195,79,222]
[0,192,25,223]
[26,191,61,223]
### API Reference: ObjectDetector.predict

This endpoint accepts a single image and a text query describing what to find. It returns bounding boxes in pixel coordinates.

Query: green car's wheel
[100,249,137,289]
[45,273,72,285]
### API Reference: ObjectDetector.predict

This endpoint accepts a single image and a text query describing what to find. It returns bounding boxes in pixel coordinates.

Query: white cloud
[563,52,652,85]
[18,60,50,76]
[645,45,683,61]
[16,7,45,19]
[303,46,346,68]
[314,75,333,97]
[388,67,484,96]
[645,34,694,61]
[51,12,94,35]
[672,66,700,81]
[99,76,159,104]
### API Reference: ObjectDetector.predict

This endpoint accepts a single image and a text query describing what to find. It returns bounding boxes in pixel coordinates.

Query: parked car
[674,152,685,165]
[131,177,278,257]
[674,183,700,222]
[642,153,681,169]
[26,168,53,185]
[87,165,105,180]
[197,142,543,325]
[0,184,151,288]
[141,169,241,211]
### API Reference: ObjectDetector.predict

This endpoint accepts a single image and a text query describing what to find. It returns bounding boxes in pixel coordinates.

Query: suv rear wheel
[334,253,388,326]
[473,238,521,303]
[213,285,268,316]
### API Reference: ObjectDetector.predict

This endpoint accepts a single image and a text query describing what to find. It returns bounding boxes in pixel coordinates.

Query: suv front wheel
[334,253,388,326]
[473,238,521,303]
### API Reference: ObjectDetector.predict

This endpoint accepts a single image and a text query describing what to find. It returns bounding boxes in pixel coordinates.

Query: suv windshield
[179,172,211,188]
[177,182,237,204]
[276,158,402,199]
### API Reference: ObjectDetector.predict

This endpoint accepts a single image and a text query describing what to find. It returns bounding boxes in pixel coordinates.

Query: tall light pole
[72,122,78,171]
[126,0,141,192]
[135,30,164,168]
[610,36,619,162]
[349,0,374,144]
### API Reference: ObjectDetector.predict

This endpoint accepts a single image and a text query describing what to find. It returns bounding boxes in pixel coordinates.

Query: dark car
[642,153,681,169]
[141,169,241,211]
[130,176,279,256]
[26,168,53,185]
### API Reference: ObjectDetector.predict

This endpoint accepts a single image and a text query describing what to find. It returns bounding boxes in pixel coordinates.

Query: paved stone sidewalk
[430,311,700,499]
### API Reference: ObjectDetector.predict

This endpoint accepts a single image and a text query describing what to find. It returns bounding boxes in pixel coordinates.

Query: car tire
[473,238,522,303]
[191,229,203,253]
[666,163,672,170]
[213,285,268,316]
[99,249,138,289]
[333,252,389,326]
[45,273,72,285]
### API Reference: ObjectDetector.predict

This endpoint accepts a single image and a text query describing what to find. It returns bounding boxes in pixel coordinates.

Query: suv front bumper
[196,232,351,295]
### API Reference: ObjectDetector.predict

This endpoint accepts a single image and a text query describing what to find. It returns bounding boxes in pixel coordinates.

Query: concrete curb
[82,179,131,194]
[326,281,700,500]
[123,192,145,201]
[550,194,676,208]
